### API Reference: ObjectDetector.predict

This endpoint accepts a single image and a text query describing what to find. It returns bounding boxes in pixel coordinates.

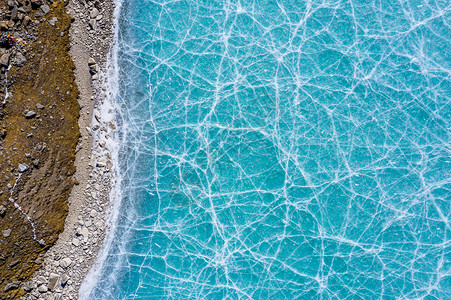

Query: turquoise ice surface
[88,0,451,299]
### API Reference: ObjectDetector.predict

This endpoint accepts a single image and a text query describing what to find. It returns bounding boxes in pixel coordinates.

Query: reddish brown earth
[0,0,79,298]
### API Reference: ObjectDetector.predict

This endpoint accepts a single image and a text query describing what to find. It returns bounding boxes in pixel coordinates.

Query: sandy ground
[21,0,116,298]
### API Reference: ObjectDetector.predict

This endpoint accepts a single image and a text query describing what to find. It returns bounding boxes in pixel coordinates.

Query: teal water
[86,0,451,299]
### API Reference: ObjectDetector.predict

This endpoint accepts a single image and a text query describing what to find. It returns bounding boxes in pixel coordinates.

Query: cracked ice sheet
[88,0,451,299]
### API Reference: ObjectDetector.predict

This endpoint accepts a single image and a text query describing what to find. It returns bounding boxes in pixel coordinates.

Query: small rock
[90,7,99,18]
[90,209,97,218]
[89,63,99,73]
[92,122,100,131]
[72,237,80,246]
[48,273,59,291]
[4,281,20,292]
[25,110,37,118]
[59,257,72,268]
[79,227,90,241]
[0,205,6,216]
[38,238,46,246]
[0,21,9,30]
[32,159,39,167]
[37,284,48,293]
[8,259,19,267]
[88,57,96,65]
[36,103,45,109]
[13,52,26,67]
[18,163,29,172]
[36,276,46,285]
[88,18,97,30]
[0,53,10,67]
[109,120,117,130]
[22,281,35,292]
[60,274,69,285]
[54,294,63,300]
[22,15,31,26]
[11,6,18,20]
[96,157,107,167]
[2,228,11,237]
[48,17,57,26]
[40,4,50,14]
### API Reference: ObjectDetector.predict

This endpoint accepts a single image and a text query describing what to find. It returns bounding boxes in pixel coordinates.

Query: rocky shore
[0,0,116,298]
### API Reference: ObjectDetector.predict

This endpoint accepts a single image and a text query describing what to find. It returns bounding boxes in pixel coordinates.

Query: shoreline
[22,0,116,298]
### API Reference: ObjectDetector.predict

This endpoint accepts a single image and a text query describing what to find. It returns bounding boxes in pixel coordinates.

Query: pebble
[37,284,48,293]
[92,122,100,131]
[96,156,107,167]
[88,57,96,65]
[22,281,35,292]
[3,228,11,237]
[48,17,58,26]
[14,52,27,67]
[25,110,37,118]
[0,205,6,216]
[60,274,69,285]
[48,273,59,291]
[59,257,72,269]
[40,4,50,14]
[4,281,20,292]
[90,7,99,19]
[0,53,10,66]
[72,238,80,247]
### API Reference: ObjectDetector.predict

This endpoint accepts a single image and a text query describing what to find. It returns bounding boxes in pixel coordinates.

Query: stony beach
[0,0,116,298]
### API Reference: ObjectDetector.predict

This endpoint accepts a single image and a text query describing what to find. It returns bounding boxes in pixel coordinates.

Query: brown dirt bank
[0,0,79,298]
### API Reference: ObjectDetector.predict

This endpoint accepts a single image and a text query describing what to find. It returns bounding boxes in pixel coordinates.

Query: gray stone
[36,276,46,285]
[4,281,20,292]
[25,110,37,118]
[18,163,29,172]
[48,17,57,26]
[11,6,18,20]
[90,209,97,218]
[37,284,48,293]
[90,7,99,18]
[13,52,27,67]
[0,205,6,216]
[53,294,62,300]
[72,237,80,246]
[88,18,97,30]
[96,156,107,167]
[40,4,50,14]
[89,63,99,73]
[22,281,35,292]
[48,273,59,291]
[59,257,72,268]
[0,53,10,66]
[36,103,45,109]
[2,228,11,237]
[60,274,69,285]
[92,122,100,131]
